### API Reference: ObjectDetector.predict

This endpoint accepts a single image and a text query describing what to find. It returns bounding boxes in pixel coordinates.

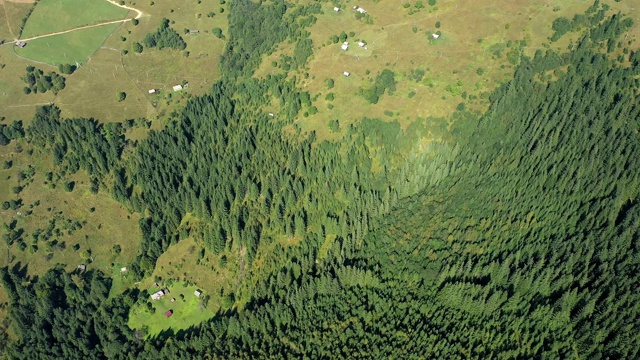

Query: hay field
[15,23,121,65]
[20,0,128,38]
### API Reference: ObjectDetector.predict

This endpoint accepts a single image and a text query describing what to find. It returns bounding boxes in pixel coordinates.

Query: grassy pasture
[20,0,128,38]
[256,0,639,141]
[139,237,236,312]
[38,0,228,123]
[0,46,55,124]
[15,22,121,65]
[1,0,229,123]
[113,0,229,118]
[0,0,34,41]
[0,141,141,280]
[128,281,215,338]
[54,45,155,122]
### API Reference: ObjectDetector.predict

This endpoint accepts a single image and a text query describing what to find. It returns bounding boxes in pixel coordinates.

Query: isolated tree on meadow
[132,42,143,53]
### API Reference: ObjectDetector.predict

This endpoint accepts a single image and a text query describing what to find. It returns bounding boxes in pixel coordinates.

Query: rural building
[268,113,274,117]
[432,33,440,39]
[77,264,86,272]
[173,85,183,91]
[120,267,127,272]
[343,71,350,77]
[171,298,176,303]
[165,310,173,318]
[333,7,340,11]
[194,289,202,297]
[163,288,170,295]
[341,42,349,51]
[358,41,365,47]
[151,290,165,300]
[15,41,26,48]
[148,89,156,94]
[354,6,367,14]
[189,30,200,34]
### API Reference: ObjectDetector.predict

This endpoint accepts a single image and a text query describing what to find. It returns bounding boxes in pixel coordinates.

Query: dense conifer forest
[1,0,639,358]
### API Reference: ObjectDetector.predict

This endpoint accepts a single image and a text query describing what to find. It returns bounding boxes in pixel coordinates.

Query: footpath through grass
[20,0,128,38]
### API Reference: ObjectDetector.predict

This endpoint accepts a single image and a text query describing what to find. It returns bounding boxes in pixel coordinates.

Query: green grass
[0,0,35,42]
[139,237,235,311]
[20,0,128,38]
[0,139,142,329]
[15,23,121,65]
[0,141,141,278]
[128,282,214,338]
[0,45,56,126]
[253,0,638,141]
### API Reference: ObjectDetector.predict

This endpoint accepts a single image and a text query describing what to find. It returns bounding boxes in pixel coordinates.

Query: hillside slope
[1,2,639,359]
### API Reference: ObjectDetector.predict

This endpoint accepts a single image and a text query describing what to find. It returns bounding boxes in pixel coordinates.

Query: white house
[356,7,367,14]
[194,289,202,297]
[333,7,340,11]
[343,71,350,77]
[120,267,127,273]
[341,42,349,50]
[358,41,365,47]
[148,89,156,94]
[173,85,183,91]
[151,290,165,300]
[432,33,440,39]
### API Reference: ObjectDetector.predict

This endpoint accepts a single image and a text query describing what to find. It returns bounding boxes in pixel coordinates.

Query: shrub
[64,181,75,192]
[212,27,224,39]
[132,42,143,53]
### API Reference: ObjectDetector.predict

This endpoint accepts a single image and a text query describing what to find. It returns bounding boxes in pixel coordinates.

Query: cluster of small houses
[335,4,440,79]
[150,284,203,318]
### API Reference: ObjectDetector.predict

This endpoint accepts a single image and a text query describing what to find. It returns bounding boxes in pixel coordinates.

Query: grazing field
[1,0,229,123]
[0,46,55,124]
[20,0,128,38]
[15,22,121,65]
[0,141,141,280]
[54,44,155,122]
[139,237,236,312]
[128,281,215,338]
[254,0,637,141]
[0,0,34,41]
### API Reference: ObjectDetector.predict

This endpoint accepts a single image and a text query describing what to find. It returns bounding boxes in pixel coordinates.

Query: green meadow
[15,23,121,65]
[128,282,214,337]
[0,142,141,280]
[20,0,128,38]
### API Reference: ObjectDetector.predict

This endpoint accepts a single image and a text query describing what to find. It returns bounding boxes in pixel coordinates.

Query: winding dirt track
[6,0,144,43]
